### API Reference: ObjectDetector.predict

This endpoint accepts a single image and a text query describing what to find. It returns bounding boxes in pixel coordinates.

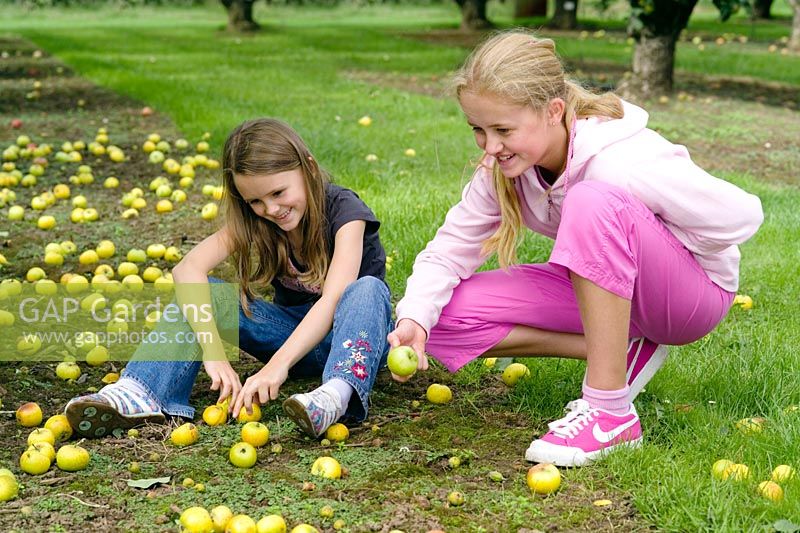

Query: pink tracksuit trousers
[426,181,735,372]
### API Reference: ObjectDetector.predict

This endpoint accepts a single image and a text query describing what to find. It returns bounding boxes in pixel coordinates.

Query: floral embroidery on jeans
[335,331,371,381]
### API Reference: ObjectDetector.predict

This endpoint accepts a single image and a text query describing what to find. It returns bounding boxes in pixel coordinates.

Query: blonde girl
[388,31,763,467]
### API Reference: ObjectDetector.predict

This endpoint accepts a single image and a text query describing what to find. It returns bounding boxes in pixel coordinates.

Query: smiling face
[233,168,307,237]
[459,91,567,178]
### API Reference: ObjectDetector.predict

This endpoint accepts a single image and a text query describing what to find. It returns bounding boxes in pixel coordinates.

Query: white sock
[318,378,353,415]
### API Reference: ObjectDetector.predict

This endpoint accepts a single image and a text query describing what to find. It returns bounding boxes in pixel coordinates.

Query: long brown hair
[452,29,624,268]
[221,118,329,313]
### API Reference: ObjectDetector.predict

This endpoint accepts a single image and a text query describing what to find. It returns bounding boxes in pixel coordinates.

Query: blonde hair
[221,118,329,314]
[452,29,624,268]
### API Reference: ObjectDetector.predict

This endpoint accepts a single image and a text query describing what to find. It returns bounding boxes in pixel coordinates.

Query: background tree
[456,0,493,30]
[619,0,747,98]
[549,0,579,29]
[752,0,773,19]
[221,0,260,32]
[790,0,800,50]
[515,0,548,18]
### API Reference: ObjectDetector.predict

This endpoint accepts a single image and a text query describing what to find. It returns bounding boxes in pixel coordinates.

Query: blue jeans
[121,276,392,422]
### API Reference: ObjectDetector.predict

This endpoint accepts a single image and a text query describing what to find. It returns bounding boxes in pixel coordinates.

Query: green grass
[1,2,799,531]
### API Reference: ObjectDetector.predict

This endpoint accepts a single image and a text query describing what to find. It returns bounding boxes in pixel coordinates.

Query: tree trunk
[752,0,773,19]
[627,34,675,96]
[221,0,261,32]
[789,0,800,51]
[549,0,578,30]
[619,0,698,100]
[514,0,547,18]
[456,0,493,30]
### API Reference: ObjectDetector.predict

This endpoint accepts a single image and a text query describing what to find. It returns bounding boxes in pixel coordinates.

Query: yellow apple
[56,445,90,472]
[154,276,174,292]
[65,275,90,294]
[210,505,234,532]
[256,514,286,533]
[758,480,783,502]
[27,442,56,462]
[53,183,70,199]
[358,115,372,126]
[289,525,318,533]
[122,274,144,291]
[26,266,46,282]
[226,514,257,533]
[60,240,77,255]
[181,507,214,533]
[241,422,270,447]
[95,263,115,278]
[27,428,55,446]
[96,240,116,258]
[37,215,56,230]
[771,464,795,483]
[325,423,349,443]
[19,449,50,475]
[0,475,18,502]
[236,403,262,423]
[201,202,219,221]
[203,405,227,426]
[735,417,765,435]
[170,423,200,446]
[526,463,561,495]
[44,251,64,266]
[142,266,163,282]
[8,205,24,220]
[34,279,58,296]
[44,414,73,441]
[164,246,182,262]
[711,459,734,480]
[146,243,166,259]
[81,292,107,313]
[104,176,119,188]
[447,491,465,506]
[501,363,531,386]
[79,250,100,265]
[311,456,341,479]
[16,402,43,427]
[229,442,258,468]
[426,384,453,405]
[117,262,139,277]
[156,199,173,213]
[127,248,147,263]
[56,361,81,381]
[723,463,750,481]
[85,345,109,366]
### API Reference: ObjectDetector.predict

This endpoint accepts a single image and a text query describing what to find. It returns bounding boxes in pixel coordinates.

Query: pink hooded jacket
[396,100,764,336]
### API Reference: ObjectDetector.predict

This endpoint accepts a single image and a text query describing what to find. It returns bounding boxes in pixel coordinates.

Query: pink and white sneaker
[525,399,642,467]
[627,338,668,400]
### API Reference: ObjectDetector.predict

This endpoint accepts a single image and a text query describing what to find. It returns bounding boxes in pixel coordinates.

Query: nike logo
[592,418,639,444]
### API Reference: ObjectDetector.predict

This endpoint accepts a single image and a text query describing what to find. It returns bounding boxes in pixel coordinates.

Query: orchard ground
[1,3,800,532]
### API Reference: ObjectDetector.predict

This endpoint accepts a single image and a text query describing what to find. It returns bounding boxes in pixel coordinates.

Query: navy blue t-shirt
[272,183,386,306]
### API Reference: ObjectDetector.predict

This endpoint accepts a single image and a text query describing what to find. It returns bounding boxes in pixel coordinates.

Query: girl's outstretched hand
[203,360,242,407]
[387,318,429,382]
[232,362,289,418]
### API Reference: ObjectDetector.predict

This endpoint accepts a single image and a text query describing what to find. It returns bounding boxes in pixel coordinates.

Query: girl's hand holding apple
[387,319,429,382]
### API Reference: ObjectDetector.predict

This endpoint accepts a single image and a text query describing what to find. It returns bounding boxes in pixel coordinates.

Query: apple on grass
[387,345,418,377]
[229,442,258,468]
[56,445,90,472]
[526,463,562,495]
[180,507,213,533]
[16,402,43,427]
[241,421,270,447]
[311,456,342,479]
